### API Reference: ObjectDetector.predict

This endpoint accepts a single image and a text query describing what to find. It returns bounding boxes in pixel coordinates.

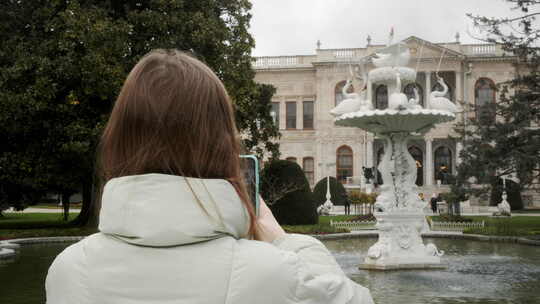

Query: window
[286,157,297,163]
[303,101,314,129]
[271,102,280,128]
[286,102,296,129]
[408,146,423,186]
[434,146,452,185]
[375,85,388,110]
[336,146,353,184]
[303,157,314,185]
[475,78,496,122]
[403,83,424,107]
[432,80,453,101]
[335,81,354,106]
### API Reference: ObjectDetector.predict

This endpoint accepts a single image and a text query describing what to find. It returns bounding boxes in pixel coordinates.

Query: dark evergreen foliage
[260,160,318,225]
[312,177,347,206]
[0,1,279,224]
[490,178,524,210]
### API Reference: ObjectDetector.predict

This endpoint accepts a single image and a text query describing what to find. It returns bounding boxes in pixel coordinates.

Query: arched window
[286,157,297,163]
[475,78,496,122]
[408,146,423,186]
[303,157,314,185]
[404,83,424,107]
[434,146,452,185]
[336,146,353,184]
[335,81,354,106]
[432,79,453,102]
[375,85,388,110]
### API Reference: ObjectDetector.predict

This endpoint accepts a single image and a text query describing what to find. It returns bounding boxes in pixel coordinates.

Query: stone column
[425,138,433,186]
[455,70,462,104]
[425,71,431,108]
[366,138,374,168]
[456,141,463,166]
[367,79,373,108]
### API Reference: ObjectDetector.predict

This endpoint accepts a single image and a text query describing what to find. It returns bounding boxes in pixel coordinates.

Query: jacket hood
[98,174,250,247]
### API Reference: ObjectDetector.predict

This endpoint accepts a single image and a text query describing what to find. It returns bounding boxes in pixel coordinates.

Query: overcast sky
[249,0,521,56]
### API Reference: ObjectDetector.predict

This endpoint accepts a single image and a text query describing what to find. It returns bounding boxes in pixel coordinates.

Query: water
[1,239,540,304]
[324,238,540,304]
[0,243,72,304]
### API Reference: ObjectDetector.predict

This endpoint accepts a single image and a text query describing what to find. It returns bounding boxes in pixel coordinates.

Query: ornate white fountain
[331,38,458,270]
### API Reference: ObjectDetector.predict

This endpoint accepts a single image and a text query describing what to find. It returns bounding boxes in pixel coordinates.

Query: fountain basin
[335,109,455,134]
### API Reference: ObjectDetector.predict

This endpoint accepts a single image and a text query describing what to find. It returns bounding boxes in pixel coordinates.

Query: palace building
[252,35,532,205]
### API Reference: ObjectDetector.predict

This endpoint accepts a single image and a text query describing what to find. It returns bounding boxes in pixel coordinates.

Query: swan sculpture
[330,64,372,116]
[429,76,459,113]
[330,79,361,116]
[407,87,423,110]
[388,72,408,110]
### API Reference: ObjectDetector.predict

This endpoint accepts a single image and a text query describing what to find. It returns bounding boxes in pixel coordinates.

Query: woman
[45,49,374,304]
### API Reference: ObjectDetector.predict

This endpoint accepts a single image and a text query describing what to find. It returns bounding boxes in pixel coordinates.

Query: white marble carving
[388,72,408,110]
[429,76,459,113]
[334,39,453,270]
[497,191,511,215]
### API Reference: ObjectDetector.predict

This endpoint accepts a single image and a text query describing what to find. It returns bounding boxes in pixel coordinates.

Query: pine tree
[453,1,540,205]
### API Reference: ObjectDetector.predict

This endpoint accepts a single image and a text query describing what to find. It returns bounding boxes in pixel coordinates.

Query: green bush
[490,178,523,210]
[312,177,347,206]
[260,160,318,225]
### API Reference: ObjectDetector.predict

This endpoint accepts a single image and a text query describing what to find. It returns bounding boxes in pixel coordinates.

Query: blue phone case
[239,155,260,215]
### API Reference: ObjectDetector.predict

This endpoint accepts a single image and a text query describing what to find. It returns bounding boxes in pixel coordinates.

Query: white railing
[466,44,497,55]
[330,220,376,231]
[333,48,357,58]
[353,203,375,215]
[252,56,314,68]
[430,221,485,232]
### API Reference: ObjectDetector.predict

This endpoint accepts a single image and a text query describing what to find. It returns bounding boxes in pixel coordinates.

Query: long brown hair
[98,49,255,236]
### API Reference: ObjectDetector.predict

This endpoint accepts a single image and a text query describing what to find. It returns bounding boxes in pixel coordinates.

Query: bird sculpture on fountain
[428,76,460,113]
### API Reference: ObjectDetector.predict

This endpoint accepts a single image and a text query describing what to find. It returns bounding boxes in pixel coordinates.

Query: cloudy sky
[249,0,521,56]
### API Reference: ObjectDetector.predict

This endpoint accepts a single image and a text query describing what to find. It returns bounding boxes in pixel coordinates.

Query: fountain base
[358,213,446,271]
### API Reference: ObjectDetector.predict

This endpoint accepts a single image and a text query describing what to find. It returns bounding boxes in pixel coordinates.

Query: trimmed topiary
[312,176,347,206]
[490,178,523,211]
[260,160,318,225]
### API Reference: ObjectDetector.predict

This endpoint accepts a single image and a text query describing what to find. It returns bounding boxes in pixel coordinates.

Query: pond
[325,238,540,304]
[1,238,540,304]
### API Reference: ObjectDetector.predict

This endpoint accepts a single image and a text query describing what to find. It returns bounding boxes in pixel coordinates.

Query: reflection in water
[323,238,540,304]
[0,243,72,304]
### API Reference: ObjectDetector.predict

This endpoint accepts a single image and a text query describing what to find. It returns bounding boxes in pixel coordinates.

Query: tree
[453,2,540,203]
[312,177,347,207]
[0,0,279,226]
[260,160,318,225]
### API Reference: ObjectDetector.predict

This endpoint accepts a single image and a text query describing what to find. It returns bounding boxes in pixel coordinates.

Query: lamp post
[324,162,336,211]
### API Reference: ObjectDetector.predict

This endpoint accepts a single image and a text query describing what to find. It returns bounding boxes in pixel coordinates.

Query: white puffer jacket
[46,174,373,304]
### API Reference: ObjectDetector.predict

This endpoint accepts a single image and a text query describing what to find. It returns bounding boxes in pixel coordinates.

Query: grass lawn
[282,215,356,234]
[431,215,540,237]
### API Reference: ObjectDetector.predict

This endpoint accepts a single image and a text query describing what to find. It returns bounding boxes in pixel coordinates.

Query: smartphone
[240,155,260,216]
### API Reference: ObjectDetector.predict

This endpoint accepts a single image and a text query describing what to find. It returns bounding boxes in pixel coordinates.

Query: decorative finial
[316,40,321,50]
[367,35,372,46]
[455,32,460,43]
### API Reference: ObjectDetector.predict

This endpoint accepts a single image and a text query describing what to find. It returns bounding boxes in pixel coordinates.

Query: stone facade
[253,36,535,204]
